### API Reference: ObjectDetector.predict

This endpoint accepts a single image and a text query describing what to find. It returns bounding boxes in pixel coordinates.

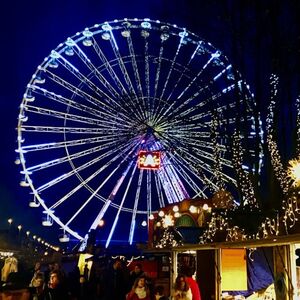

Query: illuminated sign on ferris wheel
[138,151,161,170]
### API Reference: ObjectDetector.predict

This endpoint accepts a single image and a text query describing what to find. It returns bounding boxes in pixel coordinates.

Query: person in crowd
[154,285,168,300]
[126,275,151,300]
[181,267,201,300]
[44,270,70,300]
[78,275,89,300]
[129,263,145,288]
[171,274,192,300]
[88,262,106,300]
[29,262,44,288]
[30,273,46,300]
[44,262,54,286]
[66,265,81,300]
[53,262,67,284]
[103,258,129,300]
[129,263,153,297]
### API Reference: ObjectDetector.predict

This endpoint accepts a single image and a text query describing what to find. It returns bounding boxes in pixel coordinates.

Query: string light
[266,74,289,194]
[266,74,300,232]
[5,217,60,252]
[232,131,258,208]
[153,75,300,247]
[211,112,225,191]
[155,227,182,248]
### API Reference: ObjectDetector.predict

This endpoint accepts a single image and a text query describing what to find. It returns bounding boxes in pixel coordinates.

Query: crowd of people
[1,257,202,300]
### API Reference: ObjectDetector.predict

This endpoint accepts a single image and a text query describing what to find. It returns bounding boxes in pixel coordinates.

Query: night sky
[0,0,299,248]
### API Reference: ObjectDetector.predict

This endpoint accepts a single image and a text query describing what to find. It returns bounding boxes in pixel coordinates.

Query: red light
[138,151,161,170]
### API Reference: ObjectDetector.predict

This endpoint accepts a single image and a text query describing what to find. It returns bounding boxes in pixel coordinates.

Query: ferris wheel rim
[16,17,263,244]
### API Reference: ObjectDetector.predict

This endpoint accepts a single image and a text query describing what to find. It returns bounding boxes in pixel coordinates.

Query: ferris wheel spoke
[166,91,220,123]
[155,152,190,204]
[19,125,133,136]
[152,44,164,109]
[153,54,218,125]
[67,158,136,228]
[161,155,189,200]
[91,38,145,121]
[126,34,144,98]
[176,51,219,101]
[108,29,140,100]
[158,134,219,183]
[161,86,212,125]
[35,138,137,193]
[25,137,124,173]
[180,147,236,186]
[171,150,213,186]
[152,48,187,125]
[161,64,233,123]
[30,84,133,126]
[144,39,151,120]
[165,43,201,102]
[51,142,139,214]
[154,173,166,208]
[43,68,134,122]
[169,153,209,198]
[161,129,234,170]
[24,104,128,129]
[156,168,180,204]
[129,170,144,245]
[170,150,220,193]
[105,58,147,122]
[158,118,210,134]
[20,135,120,152]
[46,53,121,109]
[177,84,247,123]
[71,41,122,99]
[124,35,149,121]
[62,143,140,230]
[146,170,152,213]
[159,30,186,101]
[105,161,136,248]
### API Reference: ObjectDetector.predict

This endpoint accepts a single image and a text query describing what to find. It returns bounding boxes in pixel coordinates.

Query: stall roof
[170,233,300,251]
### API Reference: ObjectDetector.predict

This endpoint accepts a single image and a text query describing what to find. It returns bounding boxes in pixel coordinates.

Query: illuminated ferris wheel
[16,18,263,246]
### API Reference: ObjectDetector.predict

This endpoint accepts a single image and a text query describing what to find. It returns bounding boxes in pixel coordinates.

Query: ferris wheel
[16,18,263,246]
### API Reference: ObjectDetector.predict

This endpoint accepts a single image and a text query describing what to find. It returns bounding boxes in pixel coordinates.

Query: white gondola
[59,233,70,243]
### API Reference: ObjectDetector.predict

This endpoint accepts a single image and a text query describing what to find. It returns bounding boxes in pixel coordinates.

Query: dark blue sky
[0,0,299,248]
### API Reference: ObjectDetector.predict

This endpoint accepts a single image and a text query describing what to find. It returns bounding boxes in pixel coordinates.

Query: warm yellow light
[203,204,209,210]
[98,219,104,227]
[174,212,181,218]
[17,225,22,230]
[158,210,165,217]
[189,205,197,214]
[162,214,174,228]
[149,214,154,220]
[141,220,147,227]
[288,158,300,186]
[8,218,13,225]
[173,205,179,212]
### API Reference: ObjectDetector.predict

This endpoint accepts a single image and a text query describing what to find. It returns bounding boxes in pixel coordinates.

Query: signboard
[221,248,247,291]
[138,151,161,170]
